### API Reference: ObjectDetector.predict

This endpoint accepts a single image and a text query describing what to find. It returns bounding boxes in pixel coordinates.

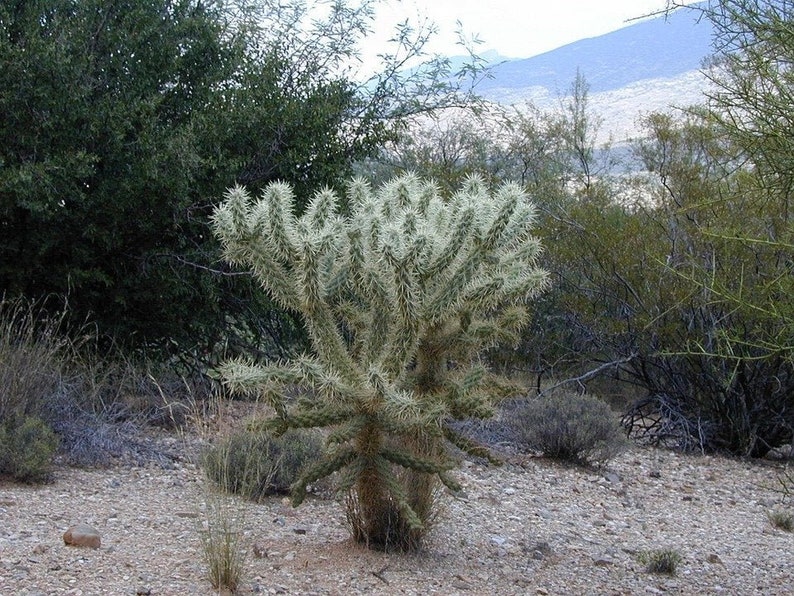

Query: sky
[362,0,698,66]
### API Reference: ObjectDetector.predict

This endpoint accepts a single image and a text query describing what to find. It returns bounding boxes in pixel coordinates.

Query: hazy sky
[365,0,697,62]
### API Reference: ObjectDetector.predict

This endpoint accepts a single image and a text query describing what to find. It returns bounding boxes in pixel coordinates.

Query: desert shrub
[0,415,59,483]
[638,548,682,575]
[0,298,67,423]
[767,509,794,532]
[510,391,628,466]
[203,428,322,501]
[0,296,209,469]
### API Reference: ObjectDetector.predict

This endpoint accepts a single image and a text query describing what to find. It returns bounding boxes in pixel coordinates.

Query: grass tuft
[638,548,682,575]
[767,509,794,532]
[198,488,247,593]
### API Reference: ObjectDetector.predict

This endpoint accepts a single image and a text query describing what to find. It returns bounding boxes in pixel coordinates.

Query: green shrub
[0,416,59,483]
[638,548,682,575]
[510,391,628,466]
[203,428,322,501]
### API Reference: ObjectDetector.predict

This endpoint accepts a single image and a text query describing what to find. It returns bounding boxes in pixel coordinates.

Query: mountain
[472,4,715,141]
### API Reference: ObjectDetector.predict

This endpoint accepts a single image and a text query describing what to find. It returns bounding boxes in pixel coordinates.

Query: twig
[538,354,637,396]
[371,565,390,585]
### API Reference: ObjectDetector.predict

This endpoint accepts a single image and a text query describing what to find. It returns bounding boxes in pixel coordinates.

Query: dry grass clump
[198,488,247,593]
[638,548,682,575]
[767,509,794,532]
[0,296,212,477]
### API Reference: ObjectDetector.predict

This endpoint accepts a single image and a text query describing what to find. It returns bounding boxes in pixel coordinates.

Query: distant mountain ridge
[461,4,715,141]
[479,4,713,98]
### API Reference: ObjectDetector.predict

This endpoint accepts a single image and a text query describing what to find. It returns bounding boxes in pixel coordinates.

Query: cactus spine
[213,174,548,550]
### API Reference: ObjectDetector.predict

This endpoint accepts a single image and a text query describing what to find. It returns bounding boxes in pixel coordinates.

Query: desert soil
[1,428,793,595]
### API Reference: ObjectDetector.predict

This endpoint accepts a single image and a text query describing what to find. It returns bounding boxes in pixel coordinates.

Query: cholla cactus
[212,173,548,550]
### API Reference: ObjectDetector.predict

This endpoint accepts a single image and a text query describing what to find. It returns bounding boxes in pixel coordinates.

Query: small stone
[594,556,615,567]
[503,487,516,495]
[707,553,723,565]
[293,527,307,535]
[451,578,471,590]
[136,587,152,596]
[604,472,621,484]
[32,544,50,555]
[253,543,268,559]
[530,541,554,559]
[174,511,199,519]
[63,524,101,549]
[649,470,662,478]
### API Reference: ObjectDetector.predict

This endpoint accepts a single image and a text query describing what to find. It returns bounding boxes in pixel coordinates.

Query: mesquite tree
[212,174,548,550]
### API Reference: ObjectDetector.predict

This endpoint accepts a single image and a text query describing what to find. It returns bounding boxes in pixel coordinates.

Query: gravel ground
[1,432,792,595]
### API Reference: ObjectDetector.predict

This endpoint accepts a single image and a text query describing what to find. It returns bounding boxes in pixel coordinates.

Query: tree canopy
[0,0,482,360]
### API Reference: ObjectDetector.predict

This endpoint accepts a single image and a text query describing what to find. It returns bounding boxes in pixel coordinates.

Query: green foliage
[591,2,792,456]
[213,174,548,550]
[703,0,794,202]
[638,548,682,575]
[0,416,59,483]
[509,391,627,466]
[0,0,485,362]
[534,103,794,456]
[203,428,321,501]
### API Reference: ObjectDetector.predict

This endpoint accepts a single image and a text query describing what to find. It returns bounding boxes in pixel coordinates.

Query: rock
[451,577,472,590]
[32,544,50,555]
[490,535,507,546]
[135,587,152,596]
[63,523,101,549]
[528,541,554,560]
[765,443,793,460]
[252,542,268,559]
[604,472,621,484]
[707,553,724,565]
[174,511,199,519]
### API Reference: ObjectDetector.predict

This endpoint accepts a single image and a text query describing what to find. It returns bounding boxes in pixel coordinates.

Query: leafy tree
[0,0,484,361]
[212,174,548,550]
[698,0,794,359]
[610,0,794,454]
